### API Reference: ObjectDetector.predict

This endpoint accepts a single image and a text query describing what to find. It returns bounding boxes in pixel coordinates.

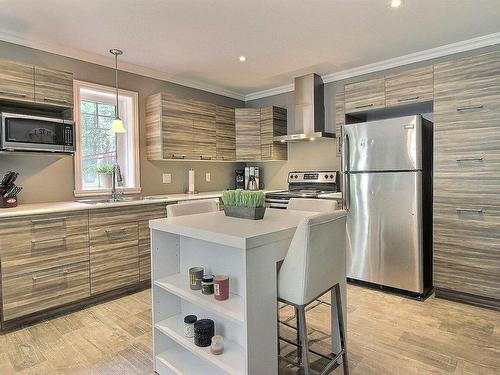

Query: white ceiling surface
[1,0,500,100]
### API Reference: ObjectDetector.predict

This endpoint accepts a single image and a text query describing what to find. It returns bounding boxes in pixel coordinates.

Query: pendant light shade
[109,48,126,133]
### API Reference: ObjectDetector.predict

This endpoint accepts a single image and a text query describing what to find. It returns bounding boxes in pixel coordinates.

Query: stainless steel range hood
[273,73,335,142]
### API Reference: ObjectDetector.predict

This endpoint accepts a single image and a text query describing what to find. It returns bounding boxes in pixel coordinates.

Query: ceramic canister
[189,267,204,290]
[214,275,229,301]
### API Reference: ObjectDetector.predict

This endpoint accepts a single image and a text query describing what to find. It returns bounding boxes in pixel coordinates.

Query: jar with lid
[183,315,197,338]
[201,274,214,295]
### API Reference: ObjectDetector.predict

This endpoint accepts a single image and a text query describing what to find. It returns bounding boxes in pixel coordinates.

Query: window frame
[73,80,141,197]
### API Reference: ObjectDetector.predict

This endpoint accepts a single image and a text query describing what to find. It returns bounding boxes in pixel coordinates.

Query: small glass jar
[201,274,214,295]
[183,315,197,338]
[210,335,224,355]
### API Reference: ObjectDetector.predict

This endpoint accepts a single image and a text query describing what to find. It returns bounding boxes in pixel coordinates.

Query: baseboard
[434,288,500,311]
[0,280,151,332]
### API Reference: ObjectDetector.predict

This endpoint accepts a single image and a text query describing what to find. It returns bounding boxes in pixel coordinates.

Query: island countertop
[149,208,316,250]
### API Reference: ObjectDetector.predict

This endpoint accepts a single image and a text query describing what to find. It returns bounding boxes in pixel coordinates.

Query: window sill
[74,187,142,198]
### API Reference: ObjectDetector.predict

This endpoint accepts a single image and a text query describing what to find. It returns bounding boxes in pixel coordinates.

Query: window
[74,80,140,196]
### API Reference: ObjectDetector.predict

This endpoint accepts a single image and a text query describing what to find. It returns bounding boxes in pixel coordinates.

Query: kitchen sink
[76,196,146,205]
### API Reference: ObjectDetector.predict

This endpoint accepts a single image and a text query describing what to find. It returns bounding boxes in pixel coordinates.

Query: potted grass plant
[97,165,114,188]
[222,190,266,220]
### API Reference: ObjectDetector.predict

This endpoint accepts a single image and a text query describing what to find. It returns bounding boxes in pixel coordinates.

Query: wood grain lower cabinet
[216,105,236,161]
[235,108,261,161]
[260,106,287,161]
[34,66,73,108]
[345,77,385,113]
[0,59,34,103]
[433,50,500,308]
[385,65,433,107]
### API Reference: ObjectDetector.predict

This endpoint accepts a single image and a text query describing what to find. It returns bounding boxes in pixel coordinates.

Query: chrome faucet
[111,164,123,201]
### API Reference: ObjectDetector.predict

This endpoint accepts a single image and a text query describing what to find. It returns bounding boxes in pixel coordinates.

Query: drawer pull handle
[456,208,484,214]
[456,105,483,112]
[31,236,67,245]
[354,104,374,109]
[456,157,484,162]
[0,91,27,98]
[105,227,129,235]
[200,155,212,160]
[397,96,420,102]
[43,97,69,104]
[32,269,69,281]
[171,154,186,159]
[31,217,67,224]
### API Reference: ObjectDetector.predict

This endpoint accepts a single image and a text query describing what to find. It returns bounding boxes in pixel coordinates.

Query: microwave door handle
[342,132,350,211]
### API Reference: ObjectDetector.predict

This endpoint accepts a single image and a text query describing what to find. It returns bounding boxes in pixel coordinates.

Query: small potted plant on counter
[97,165,113,188]
[222,190,266,220]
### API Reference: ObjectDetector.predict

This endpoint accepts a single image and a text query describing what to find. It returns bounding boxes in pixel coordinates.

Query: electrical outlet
[162,173,172,184]
[205,172,211,182]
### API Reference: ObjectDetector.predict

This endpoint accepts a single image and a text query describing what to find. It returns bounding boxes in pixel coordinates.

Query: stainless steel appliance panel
[346,171,424,293]
[344,115,422,172]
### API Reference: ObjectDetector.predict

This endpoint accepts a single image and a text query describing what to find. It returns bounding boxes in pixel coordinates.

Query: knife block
[0,189,18,208]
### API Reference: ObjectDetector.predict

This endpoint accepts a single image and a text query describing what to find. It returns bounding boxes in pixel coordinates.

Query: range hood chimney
[273,73,334,142]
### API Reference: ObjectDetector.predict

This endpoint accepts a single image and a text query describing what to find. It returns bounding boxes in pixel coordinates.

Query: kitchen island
[150,208,342,375]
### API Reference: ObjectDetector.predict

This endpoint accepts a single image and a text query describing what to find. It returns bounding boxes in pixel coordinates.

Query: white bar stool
[166,199,218,217]
[287,198,338,212]
[278,211,348,375]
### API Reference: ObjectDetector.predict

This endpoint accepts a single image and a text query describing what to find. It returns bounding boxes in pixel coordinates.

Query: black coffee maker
[235,169,245,189]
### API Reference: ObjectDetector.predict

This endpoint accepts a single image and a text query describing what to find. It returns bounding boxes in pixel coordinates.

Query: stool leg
[330,287,342,358]
[297,305,311,375]
[334,284,349,375]
[295,306,302,363]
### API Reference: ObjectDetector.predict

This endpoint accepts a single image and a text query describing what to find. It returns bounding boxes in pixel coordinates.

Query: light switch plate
[205,172,211,182]
[162,173,172,184]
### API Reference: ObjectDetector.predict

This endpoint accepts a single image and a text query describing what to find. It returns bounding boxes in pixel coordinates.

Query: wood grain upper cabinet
[385,66,434,107]
[335,90,345,155]
[235,108,261,161]
[216,105,236,161]
[433,50,500,307]
[260,106,287,160]
[191,99,216,160]
[34,66,73,108]
[344,77,385,113]
[0,59,34,103]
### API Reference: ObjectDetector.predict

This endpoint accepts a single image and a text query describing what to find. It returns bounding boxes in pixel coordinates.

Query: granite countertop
[0,190,282,219]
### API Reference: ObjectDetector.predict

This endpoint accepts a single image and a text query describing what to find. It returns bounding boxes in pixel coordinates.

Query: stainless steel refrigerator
[342,115,433,296]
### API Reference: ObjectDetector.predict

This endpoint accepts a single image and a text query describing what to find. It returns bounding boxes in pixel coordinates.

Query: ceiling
[1,0,500,100]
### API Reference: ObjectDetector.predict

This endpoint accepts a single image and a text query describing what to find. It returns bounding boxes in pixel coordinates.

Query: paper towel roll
[188,169,195,193]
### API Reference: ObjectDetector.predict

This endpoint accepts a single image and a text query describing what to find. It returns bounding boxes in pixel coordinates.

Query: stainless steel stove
[265,171,339,209]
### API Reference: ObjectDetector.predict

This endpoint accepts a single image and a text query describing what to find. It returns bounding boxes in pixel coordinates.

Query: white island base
[150,209,343,375]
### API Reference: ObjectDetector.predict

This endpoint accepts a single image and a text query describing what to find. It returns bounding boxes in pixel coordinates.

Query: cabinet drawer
[0,59,34,103]
[139,241,151,282]
[385,65,433,107]
[34,67,73,108]
[2,261,90,321]
[434,175,500,206]
[435,151,500,180]
[344,77,385,113]
[89,205,157,227]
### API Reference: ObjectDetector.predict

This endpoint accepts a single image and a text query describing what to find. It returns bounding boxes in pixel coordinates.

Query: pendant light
[109,48,126,133]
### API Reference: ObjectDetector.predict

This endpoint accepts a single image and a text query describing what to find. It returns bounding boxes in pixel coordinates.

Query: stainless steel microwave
[0,112,75,153]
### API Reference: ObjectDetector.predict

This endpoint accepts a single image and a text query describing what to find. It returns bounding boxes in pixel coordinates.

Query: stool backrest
[278,211,347,306]
[167,199,218,217]
[287,198,337,212]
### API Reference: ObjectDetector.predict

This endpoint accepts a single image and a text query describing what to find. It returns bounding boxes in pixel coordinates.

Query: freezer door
[346,171,424,293]
[344,115,422,172]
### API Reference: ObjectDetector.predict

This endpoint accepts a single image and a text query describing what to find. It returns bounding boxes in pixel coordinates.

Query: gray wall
[0,41,244,203]
[246,44,500,190]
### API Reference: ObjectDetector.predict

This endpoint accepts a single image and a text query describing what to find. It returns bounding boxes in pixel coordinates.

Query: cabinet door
[260,106,287,161]
[162,94,195,160]
[216,106,236,161]
[335,90,345,155]
[385,66,434,107]
[0,59,34,103]
[34,66,73,108]
[138,204,167,282]
[433,50,500,305]
[236,108,261,161]
[192,100,216,160]
[345,77,385,113]
[145,93,162,160]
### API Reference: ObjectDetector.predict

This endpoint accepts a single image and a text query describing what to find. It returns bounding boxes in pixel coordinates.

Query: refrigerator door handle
[342,132,350,211]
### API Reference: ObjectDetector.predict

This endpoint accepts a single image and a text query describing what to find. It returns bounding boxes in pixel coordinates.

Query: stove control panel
[288,171,338,183]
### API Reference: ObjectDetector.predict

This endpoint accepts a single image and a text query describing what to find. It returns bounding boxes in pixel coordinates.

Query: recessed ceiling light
[239,56,246,62]
[391,0,402,8]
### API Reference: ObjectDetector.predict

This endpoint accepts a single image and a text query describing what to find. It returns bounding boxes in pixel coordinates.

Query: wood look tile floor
[0,284,498,375]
